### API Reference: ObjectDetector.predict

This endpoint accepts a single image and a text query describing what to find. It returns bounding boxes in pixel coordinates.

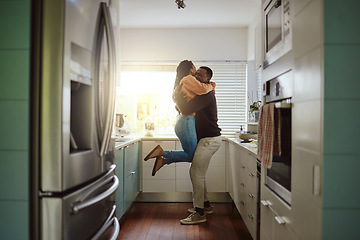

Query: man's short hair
[199,66,213,80]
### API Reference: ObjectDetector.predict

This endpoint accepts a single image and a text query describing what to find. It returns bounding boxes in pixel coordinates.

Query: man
[176,66,222,225]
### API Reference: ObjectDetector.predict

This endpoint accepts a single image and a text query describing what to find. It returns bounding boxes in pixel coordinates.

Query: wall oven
[263,70,292,205]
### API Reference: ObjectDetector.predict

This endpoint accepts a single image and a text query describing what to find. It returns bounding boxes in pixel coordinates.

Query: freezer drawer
[41,165,119,240]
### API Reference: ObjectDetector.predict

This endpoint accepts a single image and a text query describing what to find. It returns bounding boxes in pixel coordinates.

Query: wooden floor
[117,202,253,240]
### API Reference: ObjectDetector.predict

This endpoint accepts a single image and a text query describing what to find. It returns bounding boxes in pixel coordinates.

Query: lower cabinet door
[260,201,274,240]
[124,168,139,211]
[115,148,124,219]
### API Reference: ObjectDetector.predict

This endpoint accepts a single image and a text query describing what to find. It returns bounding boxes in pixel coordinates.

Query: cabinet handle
[275,216,286,225]
[131,171,135,175]
[261,200,270,206]
[248,193,255,199]
[240,200,245,205]
[240,182,245,187]
[248,214,254,220]
[240,164,245,169]
[248,172,254,177]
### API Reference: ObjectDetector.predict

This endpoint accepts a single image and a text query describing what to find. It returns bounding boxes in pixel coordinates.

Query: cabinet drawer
[245,169,257,192]
[176,179,192,192]
[261,184,293,237]
[244,152,257,169]
[142,179,176,192]
[142,164,175,180]
[175,162,192,192]
[246,192,258,222]
[142,141,176,166]
[244,210,257,240]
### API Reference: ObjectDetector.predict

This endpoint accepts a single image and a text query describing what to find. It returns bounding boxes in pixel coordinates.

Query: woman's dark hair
[173,60,194,90]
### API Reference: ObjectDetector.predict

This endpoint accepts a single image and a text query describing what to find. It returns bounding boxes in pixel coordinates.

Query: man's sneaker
[180,212,206,225]
[188,206,213,214]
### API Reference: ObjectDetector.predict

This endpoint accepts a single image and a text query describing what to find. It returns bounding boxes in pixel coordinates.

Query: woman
[144,60,214,176]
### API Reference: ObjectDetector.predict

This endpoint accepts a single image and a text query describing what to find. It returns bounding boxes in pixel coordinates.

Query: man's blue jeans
[163,115,197,164]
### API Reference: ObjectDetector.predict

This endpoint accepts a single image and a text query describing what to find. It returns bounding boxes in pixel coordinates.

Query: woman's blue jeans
[163,115,197,164]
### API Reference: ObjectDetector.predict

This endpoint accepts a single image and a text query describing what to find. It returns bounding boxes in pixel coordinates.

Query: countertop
[113,134,257,156]
[113,134,180,149]
[227,137,258,156]
[113,135,142,149]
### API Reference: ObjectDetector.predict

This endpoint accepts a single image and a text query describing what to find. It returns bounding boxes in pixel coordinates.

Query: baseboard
[135,192,232,203]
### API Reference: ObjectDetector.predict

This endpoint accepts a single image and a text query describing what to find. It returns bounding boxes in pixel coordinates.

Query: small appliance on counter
[236,126,258,143]
[239,131,258,142]
[115,113,131,137]
[144,117,155,137]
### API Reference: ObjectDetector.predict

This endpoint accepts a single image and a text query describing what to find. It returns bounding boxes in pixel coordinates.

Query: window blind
[119,61,248,137]
[194,62,247,137]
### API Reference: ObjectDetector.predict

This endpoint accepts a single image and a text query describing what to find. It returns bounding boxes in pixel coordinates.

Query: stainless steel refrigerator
[30,0,119,239]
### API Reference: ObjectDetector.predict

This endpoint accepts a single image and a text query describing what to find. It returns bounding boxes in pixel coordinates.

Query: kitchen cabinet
[227,141,258,240]
[175,140,226,192]
[115,147,125,218]
[115,141,140,219]
[260,170,298,240]
[260,197,297,240]
[124,142,140,212]
[174,141,192,192]
[142,141,177,192]
[142,140,226,192]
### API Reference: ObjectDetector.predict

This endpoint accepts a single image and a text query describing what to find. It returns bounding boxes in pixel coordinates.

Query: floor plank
[117,203,253,240]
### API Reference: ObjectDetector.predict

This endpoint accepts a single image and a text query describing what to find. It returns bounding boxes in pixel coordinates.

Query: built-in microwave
[263,0,292,67]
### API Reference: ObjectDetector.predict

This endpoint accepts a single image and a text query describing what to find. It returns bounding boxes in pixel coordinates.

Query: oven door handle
[71,174,119,214]
[91,216,120,240]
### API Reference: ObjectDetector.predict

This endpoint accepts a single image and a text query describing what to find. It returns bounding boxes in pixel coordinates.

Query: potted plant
[249,101,261,122]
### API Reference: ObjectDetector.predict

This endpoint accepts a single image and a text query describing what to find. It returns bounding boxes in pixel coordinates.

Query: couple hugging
[143,60,222,225]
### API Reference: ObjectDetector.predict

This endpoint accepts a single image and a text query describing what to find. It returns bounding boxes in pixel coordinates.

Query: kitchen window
[116,61,247,137]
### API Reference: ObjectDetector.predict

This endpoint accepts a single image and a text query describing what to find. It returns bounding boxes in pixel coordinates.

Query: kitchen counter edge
[114,135,257,156]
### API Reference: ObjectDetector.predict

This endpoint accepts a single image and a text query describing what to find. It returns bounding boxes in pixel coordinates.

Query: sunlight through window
[116,71,178,135]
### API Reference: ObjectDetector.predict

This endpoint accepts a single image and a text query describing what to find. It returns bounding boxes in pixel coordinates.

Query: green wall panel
[0,50,29,100]
[322,208,360,240]
[0,151,28,200]
[322,154,360,208]
[0,1,30,49]
[324,0,360,44]
[323,100,360,155]
[0,101,29,150]
[0,201,29,240]
[324,45,360,100]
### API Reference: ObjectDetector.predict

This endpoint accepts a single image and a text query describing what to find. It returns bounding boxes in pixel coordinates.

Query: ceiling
[119,0,261,28]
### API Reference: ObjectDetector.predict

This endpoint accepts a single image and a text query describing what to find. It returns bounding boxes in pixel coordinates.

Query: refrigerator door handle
[95,3,116,157]
[104,205,117,224]
[71,174,119,214]
[91,216,119,240]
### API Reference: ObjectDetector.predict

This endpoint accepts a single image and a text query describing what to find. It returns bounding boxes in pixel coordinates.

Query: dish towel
[257,103,281,168]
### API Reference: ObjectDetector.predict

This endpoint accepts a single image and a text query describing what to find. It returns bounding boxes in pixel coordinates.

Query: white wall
[247,7,262,61]
[119,28,248,62]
